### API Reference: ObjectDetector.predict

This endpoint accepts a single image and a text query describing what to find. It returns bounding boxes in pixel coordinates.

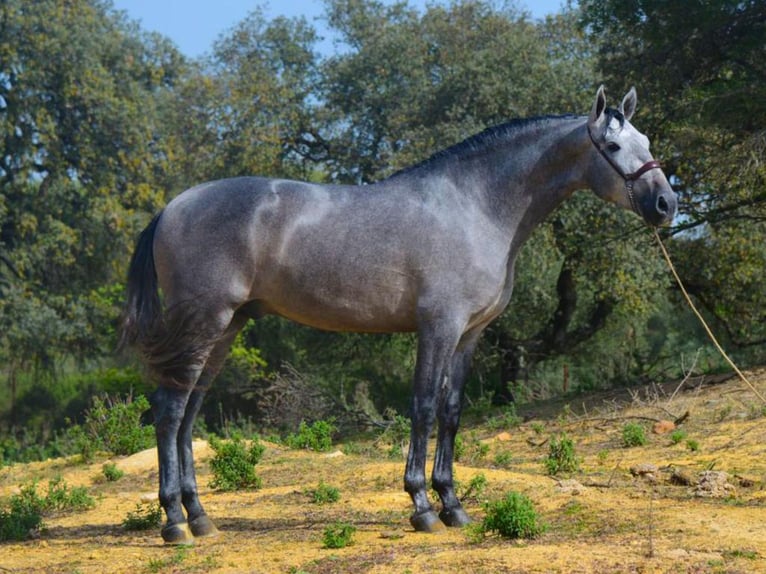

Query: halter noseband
[587,124,662,216]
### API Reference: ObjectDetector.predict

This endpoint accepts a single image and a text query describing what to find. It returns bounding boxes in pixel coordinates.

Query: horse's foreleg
[432,331,481,527]
[405,321,461,533]
[179,314,248,538]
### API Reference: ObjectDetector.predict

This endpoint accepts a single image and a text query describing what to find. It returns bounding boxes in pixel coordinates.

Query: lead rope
[652,229,766,404]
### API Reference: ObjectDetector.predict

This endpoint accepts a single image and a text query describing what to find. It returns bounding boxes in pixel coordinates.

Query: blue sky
[111,0,568,58]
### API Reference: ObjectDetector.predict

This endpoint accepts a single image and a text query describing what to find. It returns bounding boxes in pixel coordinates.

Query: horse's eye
[606,142,621,153]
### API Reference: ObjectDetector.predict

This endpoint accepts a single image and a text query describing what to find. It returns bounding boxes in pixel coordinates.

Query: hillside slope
[2,369,766,573]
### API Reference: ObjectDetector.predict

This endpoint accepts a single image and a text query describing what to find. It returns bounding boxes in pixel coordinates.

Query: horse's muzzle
[645,189,677,227]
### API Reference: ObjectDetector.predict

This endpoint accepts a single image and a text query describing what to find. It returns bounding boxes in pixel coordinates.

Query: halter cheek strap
[587,127,662,215]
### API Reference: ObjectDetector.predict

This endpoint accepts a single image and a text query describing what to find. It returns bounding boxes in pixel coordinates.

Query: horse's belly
[256,267,420,333]
[264,291,419,333]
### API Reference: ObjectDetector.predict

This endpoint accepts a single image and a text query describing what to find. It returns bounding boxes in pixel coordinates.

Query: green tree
[320,0,594,182]
[0,1,184,404]
[158,9,320,188]
[580,0,766,356]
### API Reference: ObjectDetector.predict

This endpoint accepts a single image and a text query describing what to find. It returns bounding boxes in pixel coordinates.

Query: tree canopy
[0,0,763,432]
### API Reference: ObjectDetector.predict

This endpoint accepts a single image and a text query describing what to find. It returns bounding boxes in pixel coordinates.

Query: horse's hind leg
[179,312,249,538]
[153,386,195,544]
[151,304,237,544]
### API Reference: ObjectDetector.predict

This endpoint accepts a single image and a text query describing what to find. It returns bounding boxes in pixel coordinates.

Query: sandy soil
[2,369,766,573]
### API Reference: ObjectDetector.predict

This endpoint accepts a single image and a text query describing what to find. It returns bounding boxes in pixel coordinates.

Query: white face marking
[604,119,654,176]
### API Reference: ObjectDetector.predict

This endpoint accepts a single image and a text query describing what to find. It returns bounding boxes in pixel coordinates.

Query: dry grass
[2,369,766,573]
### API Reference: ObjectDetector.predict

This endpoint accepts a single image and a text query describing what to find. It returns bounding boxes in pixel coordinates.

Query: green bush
[0,478,95,541]
[670,429,687,445]
[454,433,489,464]
[686,438,700,452]
[67,394,155,461]
[208,434,265,491]
[122,503,163,531]
[102,462,124,482]
[545,433,579,475]
[470,492,546,541]
[0,483,44,541]
[0,427,83,466]
[322,521,356,549]
[309,482,340,504]
[42,476,95,512]
[458,473,488,502]
[494,451,513,468]
[285,419,336,452]
[621,422,647,448]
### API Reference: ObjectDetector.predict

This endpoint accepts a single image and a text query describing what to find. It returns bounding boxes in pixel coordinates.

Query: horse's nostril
[657,195,669,215]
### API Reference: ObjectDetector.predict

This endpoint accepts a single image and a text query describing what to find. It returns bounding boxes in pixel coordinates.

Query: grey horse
[121,86,677,544]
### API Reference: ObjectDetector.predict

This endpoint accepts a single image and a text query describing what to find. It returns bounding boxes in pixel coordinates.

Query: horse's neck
[478,117,591,243]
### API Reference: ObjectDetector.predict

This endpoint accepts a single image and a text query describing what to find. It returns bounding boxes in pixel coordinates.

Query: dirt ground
[2,369,766,573]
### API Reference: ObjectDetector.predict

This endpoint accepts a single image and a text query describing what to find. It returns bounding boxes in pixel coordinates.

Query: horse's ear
[589,85,607,125]
[620,87,637,121]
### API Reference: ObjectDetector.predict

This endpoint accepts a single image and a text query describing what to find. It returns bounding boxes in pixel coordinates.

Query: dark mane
[386,114,581,180]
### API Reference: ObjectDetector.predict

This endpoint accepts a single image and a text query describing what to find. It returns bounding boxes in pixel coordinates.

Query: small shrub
[43,476,95,512]
[122,503,163,531]
[68,394,155,461]
[454,433,489,464]
[621,422,647,447]
[322,521,356,549]
[146,546,188,572]
[470,491,546,541]
[309,482,340,504]
[487,405,522,430]
[454,434,466,461]
[458,473,488,502]
[286,419,336,452]
[0,478,94,541]
[387,443,403,459]
[208,434,265,491]
[596,450,609,465]
[670,429,687,445]
[686,438,700,452]
[530,422,545,435]
[494,451,513,468]
[0,484,44,541]
[722,549,758,560]
[102,462,124,482]
[377,409,411,459]
[545,433,579,475]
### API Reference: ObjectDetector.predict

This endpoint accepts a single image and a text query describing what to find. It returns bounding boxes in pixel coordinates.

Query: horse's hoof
[410,510,446,533]
[161,522,194,545]
[189,514,220,538]
[440,507,472,527]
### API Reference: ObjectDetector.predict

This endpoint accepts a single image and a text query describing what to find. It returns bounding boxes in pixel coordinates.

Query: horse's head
[587,86,677,226]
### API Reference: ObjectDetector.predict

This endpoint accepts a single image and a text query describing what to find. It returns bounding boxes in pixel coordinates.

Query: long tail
[119,212,164,352]
[119,211,222,388]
